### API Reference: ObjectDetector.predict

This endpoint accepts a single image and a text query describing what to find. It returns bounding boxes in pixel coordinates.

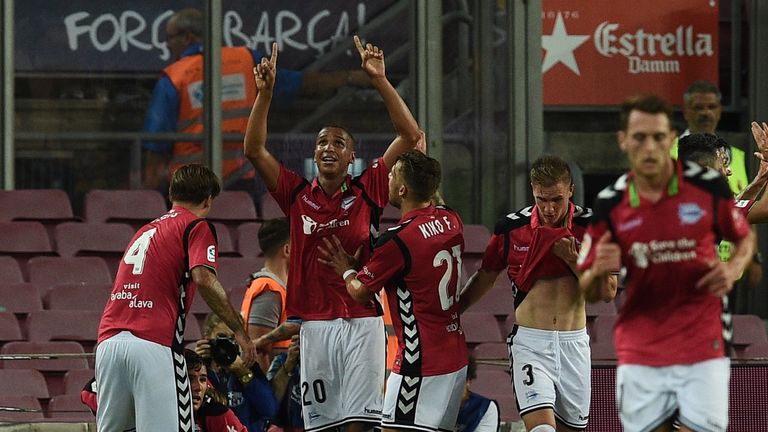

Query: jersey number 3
[434,245,463,311]
[123,228,157,275]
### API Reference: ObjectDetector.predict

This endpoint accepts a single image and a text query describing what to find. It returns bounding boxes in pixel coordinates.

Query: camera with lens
[209,335,240,367]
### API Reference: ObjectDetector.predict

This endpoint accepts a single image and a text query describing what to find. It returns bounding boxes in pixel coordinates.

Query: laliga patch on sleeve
[207,245,216,263]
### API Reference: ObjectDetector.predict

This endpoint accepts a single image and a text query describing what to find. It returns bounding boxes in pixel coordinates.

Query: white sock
[529,425,556,432]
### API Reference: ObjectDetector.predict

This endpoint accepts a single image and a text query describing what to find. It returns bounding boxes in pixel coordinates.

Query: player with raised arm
[244,37,421,432]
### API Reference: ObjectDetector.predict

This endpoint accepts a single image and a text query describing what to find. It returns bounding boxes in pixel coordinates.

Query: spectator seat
[236,222,263,257]
[26,310,101,345]
[0,256,24,283]
[44,283,112,311]
[0,189,75,223]
[462,312,504,344]
[84,189,167,226]
[47,394,94,421]
[0,395,45,422]
[259,193,284,221]
[27,256,112,288]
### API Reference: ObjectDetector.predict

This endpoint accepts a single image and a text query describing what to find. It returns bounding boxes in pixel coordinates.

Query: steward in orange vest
[164,46,257,187]
[237,218,291,372]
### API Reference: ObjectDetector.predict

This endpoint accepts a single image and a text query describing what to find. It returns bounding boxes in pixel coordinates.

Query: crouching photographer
[197,314,280,431]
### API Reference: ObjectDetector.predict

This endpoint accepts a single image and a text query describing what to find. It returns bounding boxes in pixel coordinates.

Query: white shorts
[617,358,730,432]
[508,325,591,429]
[299,317,385,431]
[382,367,467,432]
[95,331,193,432]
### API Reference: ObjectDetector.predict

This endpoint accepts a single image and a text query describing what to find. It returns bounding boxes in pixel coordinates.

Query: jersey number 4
[434,245,463,311]
[123,228,157,275]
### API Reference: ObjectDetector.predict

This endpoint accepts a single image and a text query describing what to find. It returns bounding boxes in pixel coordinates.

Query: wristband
[342,269,358,281]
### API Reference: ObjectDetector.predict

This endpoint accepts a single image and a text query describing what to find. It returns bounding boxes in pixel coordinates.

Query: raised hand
[353,35,385,80]
[752,121,768,162]
[253,42,278,92]
[552,236,578,265]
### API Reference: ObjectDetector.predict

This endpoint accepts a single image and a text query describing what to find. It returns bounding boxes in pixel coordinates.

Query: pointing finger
[353,35,365,55]
[270,42,278,65]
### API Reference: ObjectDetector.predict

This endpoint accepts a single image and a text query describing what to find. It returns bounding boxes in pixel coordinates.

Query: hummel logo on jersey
[617,217,643,232]
[341,196,356,210]
[302,194,321,210]
[678,203,705,225]
[301,214,351,235]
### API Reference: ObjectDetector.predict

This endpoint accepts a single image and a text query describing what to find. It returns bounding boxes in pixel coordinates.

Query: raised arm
[244,42,281,191]
[352,35,422,169]
[740,122,768,222]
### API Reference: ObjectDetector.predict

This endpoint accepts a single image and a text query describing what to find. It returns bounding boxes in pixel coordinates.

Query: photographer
[197,314,280,431]
[81,349,248,432]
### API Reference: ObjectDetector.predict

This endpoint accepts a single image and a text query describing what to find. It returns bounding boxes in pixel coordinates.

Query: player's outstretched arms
[352,35,422,169]
[244,41,281,191]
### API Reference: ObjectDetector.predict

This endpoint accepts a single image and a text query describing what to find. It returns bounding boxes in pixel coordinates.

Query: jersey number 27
[434,244,463,311]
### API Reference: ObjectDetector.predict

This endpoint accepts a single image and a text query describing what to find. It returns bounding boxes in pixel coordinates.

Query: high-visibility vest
[240,271,290,349]
[379,290,398,373]
[164,46,256,185]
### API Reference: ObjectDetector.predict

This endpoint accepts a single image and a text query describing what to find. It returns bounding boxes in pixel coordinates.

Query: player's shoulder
[375,218,414,248]
[571,204,594,227]
[592,173,628,211]
[681,160,733,199]
[493,206,534,235]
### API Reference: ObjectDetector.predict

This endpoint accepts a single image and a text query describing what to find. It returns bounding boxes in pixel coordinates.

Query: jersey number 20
[433,245,463,311]
[123,228,157,275]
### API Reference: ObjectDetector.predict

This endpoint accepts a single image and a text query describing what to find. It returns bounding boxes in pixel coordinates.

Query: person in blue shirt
[456,356,500,432]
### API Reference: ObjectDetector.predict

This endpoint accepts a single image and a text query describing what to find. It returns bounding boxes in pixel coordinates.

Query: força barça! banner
[542,0,719,106]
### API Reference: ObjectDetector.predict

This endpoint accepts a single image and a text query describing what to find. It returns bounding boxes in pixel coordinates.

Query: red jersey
[481,203,591,307]
[271,159,390,320]
[578,161,750,366]
[357,205,468,376]
[98,206,218,348]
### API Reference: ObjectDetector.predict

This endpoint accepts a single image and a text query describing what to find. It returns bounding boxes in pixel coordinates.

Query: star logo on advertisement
[302,215,318,235]
[542,12,590,75]
[207,245,216,263]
